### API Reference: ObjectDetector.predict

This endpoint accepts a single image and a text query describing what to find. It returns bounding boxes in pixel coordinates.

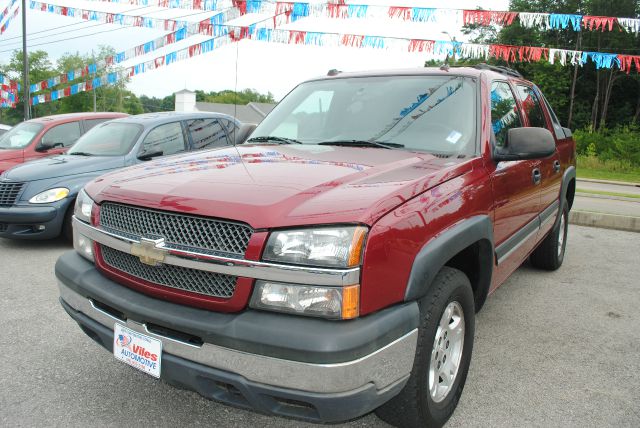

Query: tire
[62,202,75,242]
[530,201,568,271]
[375,267,475,428]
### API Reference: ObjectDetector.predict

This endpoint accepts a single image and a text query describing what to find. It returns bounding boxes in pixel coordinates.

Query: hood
[0,149,23,174]
[4,155,127,182]
[87,145,472,228]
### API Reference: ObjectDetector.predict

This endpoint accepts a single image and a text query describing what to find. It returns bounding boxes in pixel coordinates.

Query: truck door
[515,84,562,236]
[487,81,542,288]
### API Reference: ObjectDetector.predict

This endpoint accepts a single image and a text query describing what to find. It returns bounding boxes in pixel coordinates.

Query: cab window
[490,82,522,148]
[140,122,186,157]
[186,118,229,150]
[41,122,82,148]
[516,85,548,129]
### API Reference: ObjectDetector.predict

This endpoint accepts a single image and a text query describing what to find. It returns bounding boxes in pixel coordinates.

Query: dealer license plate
[113,323,162,378]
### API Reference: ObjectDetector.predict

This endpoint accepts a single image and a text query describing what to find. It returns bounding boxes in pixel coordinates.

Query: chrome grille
[101,245,237,298]
[0,182,24,207]
[99,202,253,256]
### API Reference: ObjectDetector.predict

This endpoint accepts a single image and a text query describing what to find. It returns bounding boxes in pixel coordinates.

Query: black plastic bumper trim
[61,299,407,423]
[56,251,419,364]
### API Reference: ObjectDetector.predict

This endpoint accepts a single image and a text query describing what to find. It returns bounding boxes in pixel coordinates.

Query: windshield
[252,75,477,156]
[68,122,142,156]
[0,122,43,149]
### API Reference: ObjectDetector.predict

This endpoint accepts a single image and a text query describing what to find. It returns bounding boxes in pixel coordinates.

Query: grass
[576,188,640,199]
[576,156,640,183]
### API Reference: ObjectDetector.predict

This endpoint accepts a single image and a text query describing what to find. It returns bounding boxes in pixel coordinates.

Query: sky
[0,0,510,101]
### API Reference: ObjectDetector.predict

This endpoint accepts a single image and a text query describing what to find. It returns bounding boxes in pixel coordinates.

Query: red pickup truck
[56,65,576,427]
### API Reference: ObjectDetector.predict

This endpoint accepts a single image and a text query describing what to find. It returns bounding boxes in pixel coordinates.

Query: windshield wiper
[68,151,93,156]
[246,136,303,145]
[318,140,404,149]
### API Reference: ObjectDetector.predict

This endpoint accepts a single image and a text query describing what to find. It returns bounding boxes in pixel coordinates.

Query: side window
[83,118,110,132]
[516,85,548,129]
[41,122,82,148]
[140,122,186,156]
[540,93,566,140]
[490,82,522,148]
[186,118,229,150]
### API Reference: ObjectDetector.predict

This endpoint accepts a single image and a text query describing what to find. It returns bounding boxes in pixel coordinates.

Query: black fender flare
[404,215,494,310]
[554,165,576,229]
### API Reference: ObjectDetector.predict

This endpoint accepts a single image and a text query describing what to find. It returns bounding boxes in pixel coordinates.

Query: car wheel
[530,201,568,271]
[62,202,75,242]
[375,267,475,428]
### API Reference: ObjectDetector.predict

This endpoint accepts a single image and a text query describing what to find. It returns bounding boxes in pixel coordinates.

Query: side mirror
[138,150,163,161]
[494,127,556,162]
[36,140,64,152]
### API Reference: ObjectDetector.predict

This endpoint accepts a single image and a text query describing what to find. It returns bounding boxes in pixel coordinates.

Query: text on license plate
[113,323,162,378]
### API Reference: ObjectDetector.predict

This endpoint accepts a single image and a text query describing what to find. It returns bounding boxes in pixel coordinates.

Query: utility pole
[21,0,30,120]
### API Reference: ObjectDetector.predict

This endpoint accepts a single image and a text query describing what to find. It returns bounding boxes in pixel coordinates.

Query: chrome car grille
[99,202,253,256]
[101,245,237,298]
[0,182,24,207]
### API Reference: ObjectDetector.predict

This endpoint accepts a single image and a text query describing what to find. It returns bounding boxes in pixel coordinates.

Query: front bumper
[0,201,68,240]
[56,251,419,423]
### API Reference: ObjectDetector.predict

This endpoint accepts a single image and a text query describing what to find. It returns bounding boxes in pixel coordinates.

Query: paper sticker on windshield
[446,131,462,144]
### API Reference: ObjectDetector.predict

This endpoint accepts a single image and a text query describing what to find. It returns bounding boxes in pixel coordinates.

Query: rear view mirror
[36,140,63,152]
[138,150,163,161]
[494,127,556,162]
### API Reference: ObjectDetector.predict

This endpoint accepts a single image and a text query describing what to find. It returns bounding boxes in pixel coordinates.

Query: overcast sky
[0,0,510,100]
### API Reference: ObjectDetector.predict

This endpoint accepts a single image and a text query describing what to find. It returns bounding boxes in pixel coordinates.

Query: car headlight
[74,189,94,223]
[262,226,367,268]
[29,187,69,204]
[250,281,360,320]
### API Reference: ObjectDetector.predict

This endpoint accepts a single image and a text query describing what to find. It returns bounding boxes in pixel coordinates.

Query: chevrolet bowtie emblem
[131,238,167,267]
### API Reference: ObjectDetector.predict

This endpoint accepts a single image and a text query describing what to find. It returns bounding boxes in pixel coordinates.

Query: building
[174,89,276,124]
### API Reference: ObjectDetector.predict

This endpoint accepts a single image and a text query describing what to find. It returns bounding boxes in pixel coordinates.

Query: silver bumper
[59,280,417,394]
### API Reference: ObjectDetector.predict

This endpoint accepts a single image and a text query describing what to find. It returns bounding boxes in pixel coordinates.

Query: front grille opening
[272,396,319,420]
[99,202,253,256]
[0,182,24,207]
[100,245,237,299]
[208,380,251,407]
[145,323,204,347]
[91,299,126,321]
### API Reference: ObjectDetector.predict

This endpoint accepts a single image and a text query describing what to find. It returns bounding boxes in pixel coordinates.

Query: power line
[0,6,224,54]
[0,4,156,42]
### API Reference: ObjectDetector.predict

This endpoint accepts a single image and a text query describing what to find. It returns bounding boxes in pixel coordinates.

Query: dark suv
[56,66,575,426]
[0,112,252,240]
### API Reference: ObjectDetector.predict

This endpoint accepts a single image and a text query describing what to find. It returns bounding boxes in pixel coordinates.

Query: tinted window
[490,82,522,148]
[84,118,110,132]
[41,122,82,148]
[253,76,477,156]
[516,85,547,129]
[141,122,186,157]
[0,122,44,149]
[186,118,229,150]
[68,123,142,156]
[540,93,565,140]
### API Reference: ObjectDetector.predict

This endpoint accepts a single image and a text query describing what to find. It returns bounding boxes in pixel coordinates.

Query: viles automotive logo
[116,334,132,347]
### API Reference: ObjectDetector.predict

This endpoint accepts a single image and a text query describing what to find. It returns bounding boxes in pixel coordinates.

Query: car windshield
[0,122,43,149]
[67,122,142,156]
[251,75,477,156]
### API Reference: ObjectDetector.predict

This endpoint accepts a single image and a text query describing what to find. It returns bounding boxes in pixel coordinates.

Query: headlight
[29,187,69,204]
[250,281,359,320]
[74,189,94,223]
[263,226,367,268]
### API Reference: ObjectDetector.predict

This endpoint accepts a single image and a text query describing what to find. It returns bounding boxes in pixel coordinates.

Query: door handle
[553,160,561,173]
[532,168,542,185]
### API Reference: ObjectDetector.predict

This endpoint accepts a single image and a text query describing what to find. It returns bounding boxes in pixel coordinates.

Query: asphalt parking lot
[1,225,639,427]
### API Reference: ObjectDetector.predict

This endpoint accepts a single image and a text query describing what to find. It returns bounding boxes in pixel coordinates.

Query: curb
[569,210,640,233]
[575,191,640,203]
[577,178,640,188]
